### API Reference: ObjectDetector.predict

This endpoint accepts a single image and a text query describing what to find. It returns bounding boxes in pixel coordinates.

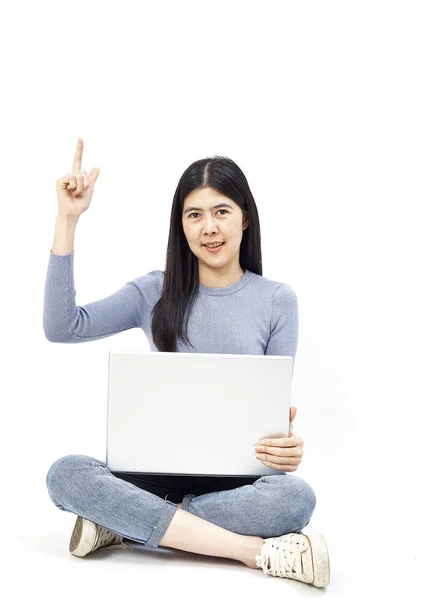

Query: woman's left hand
[254,406,304,472]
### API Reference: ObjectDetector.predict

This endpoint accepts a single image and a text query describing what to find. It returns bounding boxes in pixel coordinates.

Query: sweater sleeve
[265,284,299,367]
[43,250,160,343]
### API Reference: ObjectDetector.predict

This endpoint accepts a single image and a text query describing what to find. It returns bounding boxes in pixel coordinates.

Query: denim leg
[45,454,178,549]
[182,473,316,538]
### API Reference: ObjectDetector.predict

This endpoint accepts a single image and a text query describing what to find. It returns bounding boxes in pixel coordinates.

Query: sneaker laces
[94,526,134,552]
[255,533,308,579]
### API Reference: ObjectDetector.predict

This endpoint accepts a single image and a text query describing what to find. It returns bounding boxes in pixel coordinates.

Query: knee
[45,454,104,501]
[285,475,317,529]
[265,474,317,531]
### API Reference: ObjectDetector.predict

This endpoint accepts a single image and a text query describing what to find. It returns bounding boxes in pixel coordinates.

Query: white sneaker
[255,532,330,587]
[69,516,134,557]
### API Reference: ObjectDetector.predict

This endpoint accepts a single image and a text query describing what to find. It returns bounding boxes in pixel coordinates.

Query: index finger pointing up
[73,137,83,172]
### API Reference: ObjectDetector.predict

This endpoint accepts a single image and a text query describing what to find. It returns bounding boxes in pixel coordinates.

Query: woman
[44,138,330,587]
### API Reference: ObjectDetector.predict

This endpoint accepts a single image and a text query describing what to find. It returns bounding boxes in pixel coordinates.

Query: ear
[242,216,249,230]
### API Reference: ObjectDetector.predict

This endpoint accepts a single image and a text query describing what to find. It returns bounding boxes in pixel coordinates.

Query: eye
[188,209,228,219]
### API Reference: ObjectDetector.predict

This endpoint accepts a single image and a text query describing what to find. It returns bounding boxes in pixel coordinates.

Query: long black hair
[151,156,263,352]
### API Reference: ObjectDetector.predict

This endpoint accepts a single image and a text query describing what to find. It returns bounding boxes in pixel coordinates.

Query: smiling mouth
[203,242,225,252]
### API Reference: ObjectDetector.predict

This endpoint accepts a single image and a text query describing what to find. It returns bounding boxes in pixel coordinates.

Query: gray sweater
[43,251,299,362]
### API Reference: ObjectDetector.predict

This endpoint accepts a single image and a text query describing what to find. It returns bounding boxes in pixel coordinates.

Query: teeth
[205,242,223,248]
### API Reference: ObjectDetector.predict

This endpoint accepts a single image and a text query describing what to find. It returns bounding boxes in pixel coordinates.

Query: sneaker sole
[69,516,97,557]
[305,533,330,587]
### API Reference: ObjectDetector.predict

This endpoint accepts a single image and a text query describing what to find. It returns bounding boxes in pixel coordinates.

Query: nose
[201,216,219,235]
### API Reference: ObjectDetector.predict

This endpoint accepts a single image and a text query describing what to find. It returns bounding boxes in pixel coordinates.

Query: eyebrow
[183,203,234,215]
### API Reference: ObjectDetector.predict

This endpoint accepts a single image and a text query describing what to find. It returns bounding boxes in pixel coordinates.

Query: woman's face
[181,187,248,270]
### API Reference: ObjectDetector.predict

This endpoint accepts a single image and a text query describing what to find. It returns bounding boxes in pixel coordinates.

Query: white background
[1,0,426,597]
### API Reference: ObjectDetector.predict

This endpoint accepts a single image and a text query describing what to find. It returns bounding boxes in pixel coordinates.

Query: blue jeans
[46,454,317,549]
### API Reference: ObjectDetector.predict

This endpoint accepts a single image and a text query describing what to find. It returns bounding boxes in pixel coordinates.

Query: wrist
[56,214,79,226]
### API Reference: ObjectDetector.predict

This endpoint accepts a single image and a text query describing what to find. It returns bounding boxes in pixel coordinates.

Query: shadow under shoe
[69,516,134,558]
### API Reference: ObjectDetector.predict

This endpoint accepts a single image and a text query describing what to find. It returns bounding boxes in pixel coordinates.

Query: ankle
[241,536,265,569]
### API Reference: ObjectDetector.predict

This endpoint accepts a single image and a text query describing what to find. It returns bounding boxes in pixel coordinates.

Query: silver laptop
[106,350,293,477]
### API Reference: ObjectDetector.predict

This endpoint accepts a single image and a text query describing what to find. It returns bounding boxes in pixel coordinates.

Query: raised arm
[43,250,153,343]
[44,138,159,343]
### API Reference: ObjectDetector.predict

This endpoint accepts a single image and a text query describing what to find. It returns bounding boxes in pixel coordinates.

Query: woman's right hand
[55,138,100,221]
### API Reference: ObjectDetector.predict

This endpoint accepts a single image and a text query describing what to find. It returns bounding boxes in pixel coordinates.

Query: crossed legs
[159,502,264,568]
